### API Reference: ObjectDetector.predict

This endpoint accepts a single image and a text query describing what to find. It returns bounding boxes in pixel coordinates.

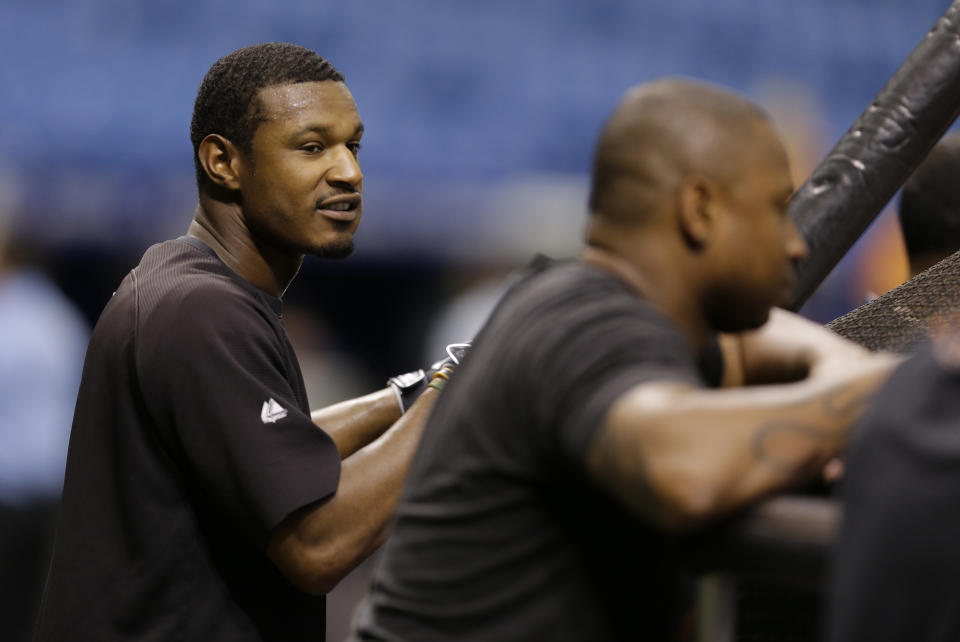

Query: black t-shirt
[35,237,342,641]
[828,343,960,642]
[353,257,714,642]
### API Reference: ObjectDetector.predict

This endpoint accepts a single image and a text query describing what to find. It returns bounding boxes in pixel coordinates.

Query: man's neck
[579,244,712,353]
[187,201,302,298]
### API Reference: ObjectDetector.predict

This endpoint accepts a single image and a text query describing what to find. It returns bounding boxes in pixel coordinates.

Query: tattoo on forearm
[751,420,833,471]
[752,381,876,470]
[822,384,873,419]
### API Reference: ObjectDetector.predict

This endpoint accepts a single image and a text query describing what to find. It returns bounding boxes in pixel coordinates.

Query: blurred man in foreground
[828,321,960,641]
[353,78,898,641]
[828,132,960,642]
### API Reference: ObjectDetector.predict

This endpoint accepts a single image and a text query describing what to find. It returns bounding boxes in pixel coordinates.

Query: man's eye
[301,144,324,154]
[347,142,362,156]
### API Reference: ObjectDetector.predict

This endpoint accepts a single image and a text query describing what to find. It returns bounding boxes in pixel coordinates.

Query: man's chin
[710,306,771,334]
[312,239,355,260]
[741,308,772,331]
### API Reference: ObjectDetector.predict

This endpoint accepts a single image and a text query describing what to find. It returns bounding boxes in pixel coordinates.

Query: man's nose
[327,145,363,188]
[785,218,809,262]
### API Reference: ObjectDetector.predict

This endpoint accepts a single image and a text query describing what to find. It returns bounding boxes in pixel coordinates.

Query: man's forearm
[270,387,440,594]
[586,352,899,532]
[311,388,402,459]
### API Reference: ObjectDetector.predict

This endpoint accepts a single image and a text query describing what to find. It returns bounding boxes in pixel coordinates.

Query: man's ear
[197,134,244,191]
[676,174,715,249]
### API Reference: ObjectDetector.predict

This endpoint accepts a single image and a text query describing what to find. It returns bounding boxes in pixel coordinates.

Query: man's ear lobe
[197,134,244,191]
[677,175,713,248]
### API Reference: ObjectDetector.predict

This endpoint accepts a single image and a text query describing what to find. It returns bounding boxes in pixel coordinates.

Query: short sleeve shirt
[35,237,342,641]
[828,342,960,642]
[354,257,714,642]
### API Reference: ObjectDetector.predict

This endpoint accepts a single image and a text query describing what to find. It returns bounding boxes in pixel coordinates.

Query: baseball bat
[789,0,960,310]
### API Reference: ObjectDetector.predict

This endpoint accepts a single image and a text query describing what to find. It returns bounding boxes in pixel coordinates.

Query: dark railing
[695,496,839,641]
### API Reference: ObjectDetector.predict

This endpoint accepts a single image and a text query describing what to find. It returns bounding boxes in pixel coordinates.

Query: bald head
[582,79,805,335]
[588,78,773,227]
[899,131,960,276]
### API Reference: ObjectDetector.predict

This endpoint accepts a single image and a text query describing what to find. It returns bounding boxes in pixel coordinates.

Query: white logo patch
[260,398,288,424]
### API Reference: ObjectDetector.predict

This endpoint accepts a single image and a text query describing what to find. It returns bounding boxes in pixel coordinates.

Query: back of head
[588,78,769,232]
[899,132,960,275]
[190,42,344,190]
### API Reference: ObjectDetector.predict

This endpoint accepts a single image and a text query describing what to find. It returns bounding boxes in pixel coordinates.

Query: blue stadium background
[0,0,950,255]
[2,2,955,638]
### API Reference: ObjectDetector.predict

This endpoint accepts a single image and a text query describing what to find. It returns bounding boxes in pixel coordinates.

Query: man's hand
[387,342,471,412]
[720,308,874,386]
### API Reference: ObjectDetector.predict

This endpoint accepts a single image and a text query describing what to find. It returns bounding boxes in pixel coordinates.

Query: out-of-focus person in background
[851,131,960,306]
[897,131,960,278]
[0,213,88,642]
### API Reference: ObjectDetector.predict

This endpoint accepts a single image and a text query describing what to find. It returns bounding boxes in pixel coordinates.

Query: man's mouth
[317,194,361,222]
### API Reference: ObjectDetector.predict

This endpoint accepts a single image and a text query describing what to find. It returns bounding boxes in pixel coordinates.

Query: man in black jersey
[827,328,960,642]
[824,135,960,642]
[351,79,900,641]
[35,43,452,641]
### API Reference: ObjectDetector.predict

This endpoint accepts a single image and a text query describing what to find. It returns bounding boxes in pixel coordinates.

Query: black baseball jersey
[35,237,341,641]
[353,257,717,642]
[828,342,960,642]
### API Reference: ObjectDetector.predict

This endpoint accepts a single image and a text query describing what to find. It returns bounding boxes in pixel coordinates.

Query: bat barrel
[789,0,960,310]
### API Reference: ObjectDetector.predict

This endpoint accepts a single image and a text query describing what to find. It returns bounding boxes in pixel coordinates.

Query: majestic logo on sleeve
[260,398,288,424]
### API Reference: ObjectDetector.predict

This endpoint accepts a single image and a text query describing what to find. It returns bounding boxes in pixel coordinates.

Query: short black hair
[190,42,344,188]
[899,132,960,268]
